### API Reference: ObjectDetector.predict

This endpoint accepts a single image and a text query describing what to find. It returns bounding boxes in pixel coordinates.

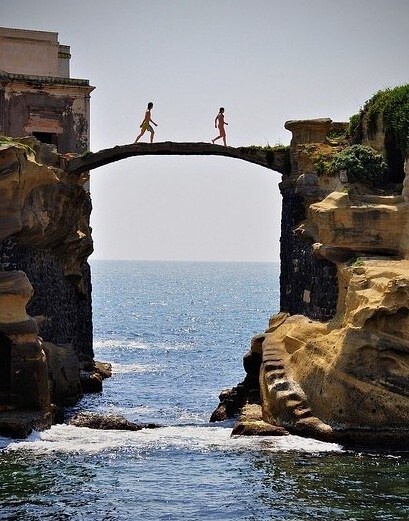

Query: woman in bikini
[212,107,228,146]
[134,102,158,143]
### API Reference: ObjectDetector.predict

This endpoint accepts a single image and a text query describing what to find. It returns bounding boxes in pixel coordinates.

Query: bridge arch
[65,142,288,176]
[89,152,282,262]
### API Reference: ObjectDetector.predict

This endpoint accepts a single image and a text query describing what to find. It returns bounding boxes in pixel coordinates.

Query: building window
[32,132,58,146]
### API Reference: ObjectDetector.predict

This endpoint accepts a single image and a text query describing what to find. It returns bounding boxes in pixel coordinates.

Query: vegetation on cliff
[365,85,409,155]
[330,144,388,186]
[241,144,291,175]
[350,85,409,151]
[349,85,409,184]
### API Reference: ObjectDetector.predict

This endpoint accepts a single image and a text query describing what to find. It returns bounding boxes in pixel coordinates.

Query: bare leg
[212,135,222,144]
[134,129,146,143]
[223,135,227,146]
[150,130,155,143]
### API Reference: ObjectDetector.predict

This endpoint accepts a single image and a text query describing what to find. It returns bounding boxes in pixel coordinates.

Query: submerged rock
[79,370,103,393]
[68,412,160,431]
[79,361,112,393]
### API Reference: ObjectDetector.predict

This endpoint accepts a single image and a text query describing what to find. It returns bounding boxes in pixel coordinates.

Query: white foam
[93,339,150,350]
[111,362,160,374]
[93,338,193,352]
[102,405,157,418]
[1,424,342,455]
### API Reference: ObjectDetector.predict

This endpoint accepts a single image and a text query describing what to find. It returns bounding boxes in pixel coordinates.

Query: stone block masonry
[0,241,93,362]
[280,184,338,321]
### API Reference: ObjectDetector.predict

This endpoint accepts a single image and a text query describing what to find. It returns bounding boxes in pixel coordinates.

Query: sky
[2,0,409,261]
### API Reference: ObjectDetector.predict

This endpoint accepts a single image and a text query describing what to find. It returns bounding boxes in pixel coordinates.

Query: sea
[0,260,408,520]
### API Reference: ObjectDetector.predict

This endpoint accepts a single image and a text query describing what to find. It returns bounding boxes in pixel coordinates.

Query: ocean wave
[1,424,342,455]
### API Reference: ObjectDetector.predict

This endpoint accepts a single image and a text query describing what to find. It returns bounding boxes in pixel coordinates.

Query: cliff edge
[0,137,106,436]
[213,86,409,448]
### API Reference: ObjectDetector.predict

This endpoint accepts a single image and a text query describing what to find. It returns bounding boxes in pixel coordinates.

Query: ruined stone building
[0,27,94,153]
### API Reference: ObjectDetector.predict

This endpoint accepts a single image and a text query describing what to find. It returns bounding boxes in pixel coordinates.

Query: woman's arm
[147,110,158,126]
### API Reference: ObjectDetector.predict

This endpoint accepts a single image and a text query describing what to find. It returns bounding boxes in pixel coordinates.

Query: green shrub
[315,152,334,175]
[330,144,388,186]
[348,113,360,138]
[350,85,409,156]
[365,85,409,155]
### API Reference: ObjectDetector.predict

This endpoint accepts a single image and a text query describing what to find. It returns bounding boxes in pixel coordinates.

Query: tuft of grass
[246,143,288,152]
[351,257,365,267]
[241,144,291,171]
[0,136,36,157]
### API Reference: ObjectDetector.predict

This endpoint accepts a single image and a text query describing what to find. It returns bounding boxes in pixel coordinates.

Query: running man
[212,107,228,146]
[134,102,158,143]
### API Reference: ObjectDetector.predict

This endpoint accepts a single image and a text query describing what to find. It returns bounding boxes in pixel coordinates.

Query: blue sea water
[1,260,409,520]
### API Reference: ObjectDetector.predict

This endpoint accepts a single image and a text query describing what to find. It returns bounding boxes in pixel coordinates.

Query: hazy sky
[2,0,409,261]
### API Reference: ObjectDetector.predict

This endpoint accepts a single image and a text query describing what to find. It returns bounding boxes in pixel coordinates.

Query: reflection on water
[1,439,409,520]
[247,451,409,520]
[0,261,408,520]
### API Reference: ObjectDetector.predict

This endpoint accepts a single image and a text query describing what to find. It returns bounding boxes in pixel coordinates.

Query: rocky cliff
[213,86,409,448]
[2,85,408,444]
[0,137,105,436]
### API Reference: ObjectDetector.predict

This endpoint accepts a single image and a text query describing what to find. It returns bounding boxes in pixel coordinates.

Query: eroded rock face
[310,192,408,260]
[0,139,93,360]
[42,341,82,406]
[254,260,409,445]
[0,138,95,435]
[220,118,409,447]
[0,270,51,435]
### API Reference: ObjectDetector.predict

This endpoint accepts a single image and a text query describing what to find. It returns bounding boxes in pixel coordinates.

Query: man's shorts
[141,123,154,132]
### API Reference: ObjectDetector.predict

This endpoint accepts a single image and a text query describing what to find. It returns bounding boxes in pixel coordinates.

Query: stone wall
[0,240,93,362]
[279,183,338,321]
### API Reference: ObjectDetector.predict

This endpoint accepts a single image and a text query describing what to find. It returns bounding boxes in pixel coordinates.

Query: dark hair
[148,102,154,109]
[219,107,224,113]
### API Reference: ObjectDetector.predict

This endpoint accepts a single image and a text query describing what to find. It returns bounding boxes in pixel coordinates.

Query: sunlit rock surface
[215,115,409,447]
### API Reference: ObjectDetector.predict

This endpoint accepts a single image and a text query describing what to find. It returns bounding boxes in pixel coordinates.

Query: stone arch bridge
[65,142,289,176]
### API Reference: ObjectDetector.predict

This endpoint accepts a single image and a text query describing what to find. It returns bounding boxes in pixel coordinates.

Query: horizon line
[89,258,280,263]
